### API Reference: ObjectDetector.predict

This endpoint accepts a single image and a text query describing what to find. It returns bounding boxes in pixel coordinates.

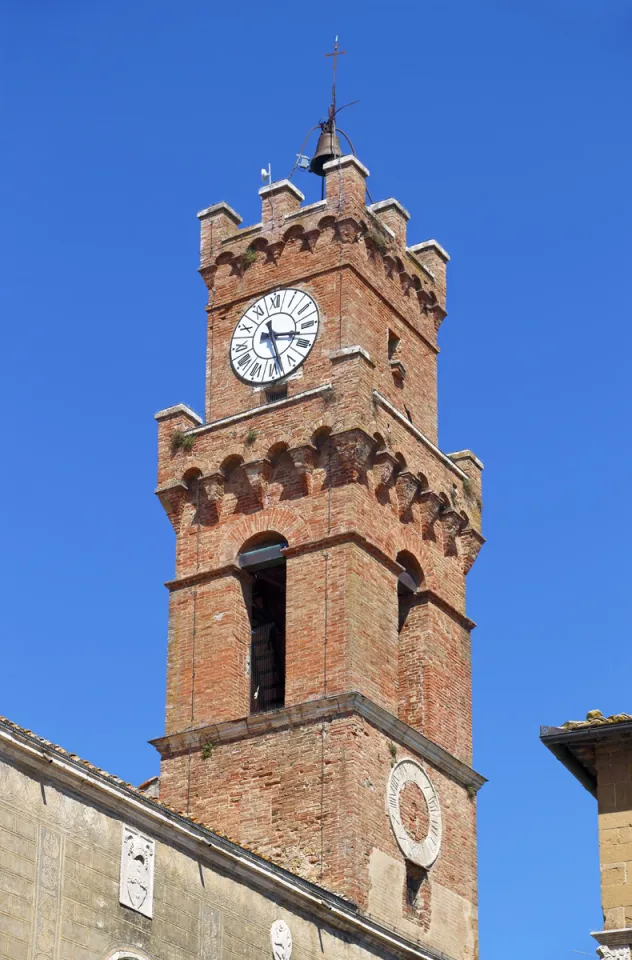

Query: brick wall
[154,153,484,952]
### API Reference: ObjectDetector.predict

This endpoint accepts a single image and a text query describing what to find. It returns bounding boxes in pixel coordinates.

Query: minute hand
[265,321,283,373]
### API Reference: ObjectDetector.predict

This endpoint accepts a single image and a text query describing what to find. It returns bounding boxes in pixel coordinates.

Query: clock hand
[265,321,283,373]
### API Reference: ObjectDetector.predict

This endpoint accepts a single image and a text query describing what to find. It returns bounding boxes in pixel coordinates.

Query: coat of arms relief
[119,826,155,918]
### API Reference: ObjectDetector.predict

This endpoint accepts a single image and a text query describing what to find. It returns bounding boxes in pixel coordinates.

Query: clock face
[229,288,319,385]
[386,759,442,869]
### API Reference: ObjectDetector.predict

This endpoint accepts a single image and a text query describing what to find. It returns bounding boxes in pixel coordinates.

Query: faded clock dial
[229,288,319,385]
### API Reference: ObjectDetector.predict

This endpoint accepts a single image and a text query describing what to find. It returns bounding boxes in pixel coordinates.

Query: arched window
[396,550,423,632]
[238,533,288,714]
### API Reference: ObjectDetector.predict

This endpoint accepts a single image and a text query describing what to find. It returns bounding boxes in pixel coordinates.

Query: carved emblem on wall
[270,919,292,960]
[386,758,442,868]
[119,826,155,918]
[597,947,631,960]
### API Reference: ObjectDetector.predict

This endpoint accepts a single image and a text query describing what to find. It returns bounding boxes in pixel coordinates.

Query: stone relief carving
[200,903,221,960]
[119,826,155,918]
[33,826,63,960]
[597,947,631,960]
[270,919,292,960]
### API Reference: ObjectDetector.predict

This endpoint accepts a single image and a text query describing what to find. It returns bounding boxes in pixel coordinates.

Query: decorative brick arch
[176,459,208,482]
[218,505,313,565]
[391,527,439,593]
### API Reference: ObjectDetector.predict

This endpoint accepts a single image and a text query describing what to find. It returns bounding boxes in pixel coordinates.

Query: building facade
[542,711,632,960]
[0,149,486,960]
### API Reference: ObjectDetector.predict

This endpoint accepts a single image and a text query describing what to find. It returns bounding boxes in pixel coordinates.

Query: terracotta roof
[541,710,632,798]
[562,710,632,730]
[0,714,248,849]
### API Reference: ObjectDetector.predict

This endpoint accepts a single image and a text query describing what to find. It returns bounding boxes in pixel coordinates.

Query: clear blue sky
[2,1,631,956]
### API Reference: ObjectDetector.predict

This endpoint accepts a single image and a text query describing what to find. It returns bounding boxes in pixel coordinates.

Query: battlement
[198,155,447,303]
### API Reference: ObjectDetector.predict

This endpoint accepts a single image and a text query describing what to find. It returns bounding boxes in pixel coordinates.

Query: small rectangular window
[264,383,288,404]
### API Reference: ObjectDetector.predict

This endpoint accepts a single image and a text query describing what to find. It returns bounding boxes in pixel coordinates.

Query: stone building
[0,120,486,960]
[541,711,632,960]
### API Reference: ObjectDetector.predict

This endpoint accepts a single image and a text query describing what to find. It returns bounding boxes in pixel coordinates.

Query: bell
[309,125,342,176]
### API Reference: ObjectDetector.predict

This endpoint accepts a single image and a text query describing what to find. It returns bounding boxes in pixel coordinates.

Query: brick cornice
[166,531,474,626]
[151,692,486,792]
[164,562,244,592]
[413,590,476,631]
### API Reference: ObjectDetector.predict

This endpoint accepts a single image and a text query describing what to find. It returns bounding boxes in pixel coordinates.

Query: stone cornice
[372,391,468,480]
[258,179,305,201]
[187,384,333,437]
[0,720,458,960]
[154,403,203,424]
[329,345,375,367]
[150,692,486,793]
[593,930,632,948]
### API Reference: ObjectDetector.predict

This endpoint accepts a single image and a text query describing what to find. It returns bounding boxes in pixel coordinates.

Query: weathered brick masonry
[154,155,485,959]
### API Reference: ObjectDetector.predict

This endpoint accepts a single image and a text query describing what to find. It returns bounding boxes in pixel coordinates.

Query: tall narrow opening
[239,534,288,714]
[396,550,423,632]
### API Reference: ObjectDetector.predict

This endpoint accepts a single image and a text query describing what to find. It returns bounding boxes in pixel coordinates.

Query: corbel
[243,459,272,506]
[287,444,318,494]
[438,509,468,557]
[418,490,443,539]
[155,482,189,532]
[395,471,421,522]
[460,528,486,574]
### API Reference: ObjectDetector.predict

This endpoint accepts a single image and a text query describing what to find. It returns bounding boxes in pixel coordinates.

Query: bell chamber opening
[238,534,288,714]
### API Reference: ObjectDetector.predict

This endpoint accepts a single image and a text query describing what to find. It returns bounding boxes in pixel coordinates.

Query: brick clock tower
[152,138,485,960]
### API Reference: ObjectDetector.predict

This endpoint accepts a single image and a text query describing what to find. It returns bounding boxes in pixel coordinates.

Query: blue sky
[2,1,632,956]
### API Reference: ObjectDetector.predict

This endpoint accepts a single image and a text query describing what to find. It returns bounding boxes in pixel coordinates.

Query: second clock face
[229,288,319,385]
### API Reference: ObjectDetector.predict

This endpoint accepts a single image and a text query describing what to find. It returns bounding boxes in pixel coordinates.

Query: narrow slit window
[388,330,401,360]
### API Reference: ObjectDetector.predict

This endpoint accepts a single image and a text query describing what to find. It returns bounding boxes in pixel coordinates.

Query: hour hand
[265,321,283,372]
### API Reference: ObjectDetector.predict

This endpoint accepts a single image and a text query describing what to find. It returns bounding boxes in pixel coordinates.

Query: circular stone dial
[229,288,319,385]
[386,758,443,868]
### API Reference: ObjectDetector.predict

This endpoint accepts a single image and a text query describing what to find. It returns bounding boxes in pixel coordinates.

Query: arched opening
[238,533,288,714]
[396,550,423,632]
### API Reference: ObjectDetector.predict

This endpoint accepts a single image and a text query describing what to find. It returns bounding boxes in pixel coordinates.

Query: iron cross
[325,36,346,117]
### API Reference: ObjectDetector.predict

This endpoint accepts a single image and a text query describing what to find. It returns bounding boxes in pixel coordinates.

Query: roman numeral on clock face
[296,338,310,349]
[237,352,252,368]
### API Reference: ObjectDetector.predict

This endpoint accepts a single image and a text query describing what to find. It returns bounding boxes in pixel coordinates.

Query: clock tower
[151,135,485,959]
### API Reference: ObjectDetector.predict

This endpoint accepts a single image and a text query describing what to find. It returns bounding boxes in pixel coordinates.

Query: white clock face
[229,288,319,385]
